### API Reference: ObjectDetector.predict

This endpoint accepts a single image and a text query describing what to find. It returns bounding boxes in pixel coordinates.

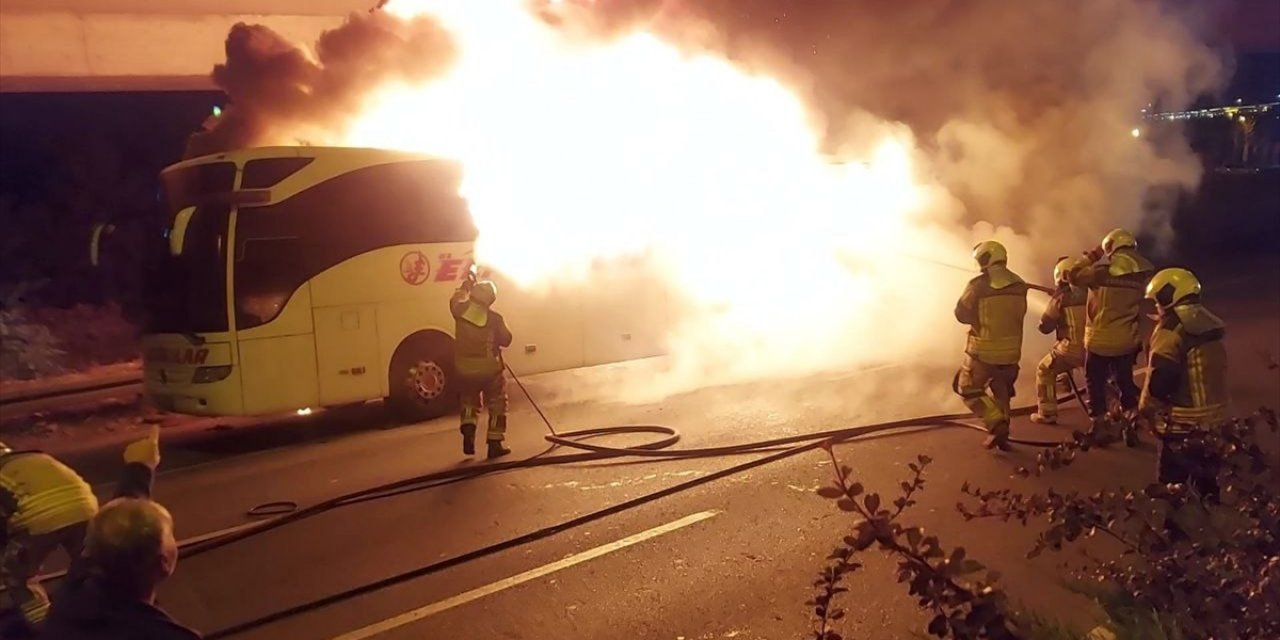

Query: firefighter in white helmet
[1140,268,1228,502]
[451,268,514,459]
[1067,228,1154,442]
[954,240,1029,450]
[1029,257,1088,425]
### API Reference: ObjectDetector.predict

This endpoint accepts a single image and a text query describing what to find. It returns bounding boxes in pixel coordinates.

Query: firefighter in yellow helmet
[1,430,162,638]
[1140,268,1228,501]
[954,240,1029,450]
[0,441,97,633]
[1067,228,1155,440]
[1030,257,1088,425]
[451,268,514,459]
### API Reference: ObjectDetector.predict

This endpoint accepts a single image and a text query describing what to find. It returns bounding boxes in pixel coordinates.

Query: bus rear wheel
[388,333,456,422]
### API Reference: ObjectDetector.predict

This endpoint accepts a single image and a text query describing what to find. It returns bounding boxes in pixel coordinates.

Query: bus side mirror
[89,223,116,267]
[170,206,196,256]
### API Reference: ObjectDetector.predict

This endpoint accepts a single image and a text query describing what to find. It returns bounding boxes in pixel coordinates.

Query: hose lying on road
[196,377,1087,640]
[17,378,1087,634]
[22,284,1097,638]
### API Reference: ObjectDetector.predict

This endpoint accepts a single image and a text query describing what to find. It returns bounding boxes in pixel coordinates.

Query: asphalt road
[50,258,1280,640]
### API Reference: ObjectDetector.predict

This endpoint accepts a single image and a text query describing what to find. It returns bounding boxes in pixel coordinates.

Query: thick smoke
[556,0,1225,257]
[185,11,455,158]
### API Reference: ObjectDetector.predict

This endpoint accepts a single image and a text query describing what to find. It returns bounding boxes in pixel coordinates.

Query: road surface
[40,257,1280,640]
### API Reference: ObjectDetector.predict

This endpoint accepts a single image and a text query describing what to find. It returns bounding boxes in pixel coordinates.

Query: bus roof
[163,146,447,175]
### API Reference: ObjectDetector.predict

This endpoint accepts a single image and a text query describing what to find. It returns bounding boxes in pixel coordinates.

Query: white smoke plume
[197,0,1225,401]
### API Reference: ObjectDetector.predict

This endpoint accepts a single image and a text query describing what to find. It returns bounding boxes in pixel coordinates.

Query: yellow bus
[133,146,670,420]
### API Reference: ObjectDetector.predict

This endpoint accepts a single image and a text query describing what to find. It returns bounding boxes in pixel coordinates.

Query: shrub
[810,410,1280,640]
[0,282,65,380]
[26,302,139,369]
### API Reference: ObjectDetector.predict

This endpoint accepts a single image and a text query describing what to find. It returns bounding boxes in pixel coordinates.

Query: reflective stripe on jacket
[1,452,98,536]
[1040,285,1087,361]
[451,298,513,379]
[955,265,1029,366]
[1071,248,1154,356]
[1140,303,1228,434]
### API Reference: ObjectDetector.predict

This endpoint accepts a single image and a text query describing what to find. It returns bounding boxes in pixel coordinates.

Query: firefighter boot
[1122,412,1141,448]
[983,420,1013,451]
[487,440,511,459]
[1087,416,1113,448]
[460,423,477,456]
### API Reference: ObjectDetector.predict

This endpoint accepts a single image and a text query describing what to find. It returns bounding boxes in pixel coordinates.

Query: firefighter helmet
[1101,228,1137,255]
[1053,256,1083,286]
[971,240,1008,268]
[1146,268,1201,308]
[470,281,497,307]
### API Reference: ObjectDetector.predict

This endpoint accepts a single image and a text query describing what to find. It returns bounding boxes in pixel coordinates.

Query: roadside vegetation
[1,281,138,380]
[809,409,1280,639]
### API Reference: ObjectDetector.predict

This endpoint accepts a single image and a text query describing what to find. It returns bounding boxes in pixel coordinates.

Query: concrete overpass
[0,0,374,92]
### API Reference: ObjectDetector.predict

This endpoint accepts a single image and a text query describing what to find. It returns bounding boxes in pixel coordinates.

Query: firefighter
[1067,228,1154,443]
[0,441,98,634]
[451,269,514,459]
[1030,257,1088,425]
[1139,268,1228,502]
[954,240,1029,450]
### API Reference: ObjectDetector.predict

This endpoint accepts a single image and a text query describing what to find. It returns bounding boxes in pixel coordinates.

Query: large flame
[340,0,1017,392]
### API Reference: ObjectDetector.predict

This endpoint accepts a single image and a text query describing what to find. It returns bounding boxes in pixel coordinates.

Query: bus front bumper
[144,367,245,416]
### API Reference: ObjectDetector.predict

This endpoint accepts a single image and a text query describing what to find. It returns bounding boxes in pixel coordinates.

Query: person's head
[85,498,178,601]
[1101,228,1137,256]
[1146,267,1202,311]
[470,280,498,307]
[1053,256,1083,287]
[971,240,1007,271]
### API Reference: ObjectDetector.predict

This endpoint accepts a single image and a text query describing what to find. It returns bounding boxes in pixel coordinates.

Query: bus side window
[236,236,301,327]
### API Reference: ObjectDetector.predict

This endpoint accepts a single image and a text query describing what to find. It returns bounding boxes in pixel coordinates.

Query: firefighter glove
[124,425,161,469]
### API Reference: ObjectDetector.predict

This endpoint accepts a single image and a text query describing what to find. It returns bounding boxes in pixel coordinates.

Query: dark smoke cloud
[185,11,455,158]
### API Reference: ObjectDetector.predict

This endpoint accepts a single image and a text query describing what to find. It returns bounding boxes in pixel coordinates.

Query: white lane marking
[330,510,721,640]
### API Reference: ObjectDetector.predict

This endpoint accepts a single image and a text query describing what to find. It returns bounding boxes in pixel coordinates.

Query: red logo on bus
[400,251,430,285]
[435,254,473,282]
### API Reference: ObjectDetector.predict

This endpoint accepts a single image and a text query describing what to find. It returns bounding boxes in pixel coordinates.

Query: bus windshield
[145,163,236,334]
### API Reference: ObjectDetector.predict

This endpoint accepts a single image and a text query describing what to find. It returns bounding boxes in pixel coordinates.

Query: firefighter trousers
[1035,351,1082,419]
[1084,350,1139,417]
[458,372,509,442]
[2,521,88,625]
[955,355,1018,435]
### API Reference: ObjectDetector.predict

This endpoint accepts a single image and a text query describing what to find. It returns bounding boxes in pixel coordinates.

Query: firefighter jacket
[955,264,1029,366]
[1070,247,1154,356]
[1,451,98,541]
[1140,302,1228,433]
[1038,285,1087,362]
[451,292,513,379]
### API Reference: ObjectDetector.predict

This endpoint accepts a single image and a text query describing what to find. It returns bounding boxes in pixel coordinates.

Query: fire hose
[193,364,1090,638]
[21,280,1095,637]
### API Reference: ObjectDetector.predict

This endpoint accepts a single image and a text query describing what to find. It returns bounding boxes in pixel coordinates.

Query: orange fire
[341,0,1005,388]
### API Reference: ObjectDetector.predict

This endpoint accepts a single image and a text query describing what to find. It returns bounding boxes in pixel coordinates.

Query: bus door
[313,305,381,405]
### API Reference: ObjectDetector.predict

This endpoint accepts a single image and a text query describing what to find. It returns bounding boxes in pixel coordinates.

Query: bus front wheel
[388,332,456,422]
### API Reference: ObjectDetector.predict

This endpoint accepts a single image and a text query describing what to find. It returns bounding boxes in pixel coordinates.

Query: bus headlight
[192,365,233,383]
